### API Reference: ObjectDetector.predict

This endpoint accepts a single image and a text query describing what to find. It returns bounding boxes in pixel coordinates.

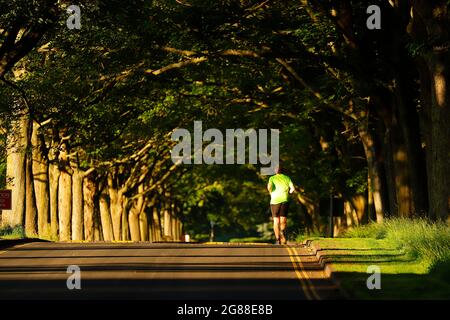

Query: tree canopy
[0,0,449,241]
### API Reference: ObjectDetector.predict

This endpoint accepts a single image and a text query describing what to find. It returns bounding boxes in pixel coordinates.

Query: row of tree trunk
[1,115,184,241]
[328,0,449,222]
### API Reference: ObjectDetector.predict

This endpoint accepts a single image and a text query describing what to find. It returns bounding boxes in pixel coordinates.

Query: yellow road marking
[286,246,313,300]
[290,246,321,300]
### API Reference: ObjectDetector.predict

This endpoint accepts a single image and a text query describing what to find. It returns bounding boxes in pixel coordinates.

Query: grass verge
[229,237,268,243]
[305,218,450,299]
[0,225,25,240]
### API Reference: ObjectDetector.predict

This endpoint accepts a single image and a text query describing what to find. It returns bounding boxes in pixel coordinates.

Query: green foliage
[177,165,270,240]
[341,221,387,239]
[0,225,25,239]
[405,41,427,58]
[1,0,377,238]
[345,169,367,194]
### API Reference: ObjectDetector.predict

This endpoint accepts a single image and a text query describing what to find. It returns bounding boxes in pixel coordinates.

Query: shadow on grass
[429,259,450,283]
[337,271,450,300]
[328,252,450,299]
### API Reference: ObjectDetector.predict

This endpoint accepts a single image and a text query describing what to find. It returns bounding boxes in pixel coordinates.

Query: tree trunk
[393,78,429,216]
[389,121,413,217]
[427,53,450,220]
[4,114,27,228]
[71,167,83,241]
[175,219,180,242]
[372,89,415,217]
[416,58,434,217]
[48,130,60,239]
[178,220,184,242]
[176,205,183,241]
[367,172,375,222]
[129,211,140,241]
[107,174,124,241]
[58,141,72,241]
[148,209,154,243]
[109,192,122,241]
[411,0,450,220]
[359,124,386,223]
[31,121,49,237]
[382,1,429,217]
[122,196,130,241]
[99,188,114,241]
[83,175,96,241]
[152,205,162,242]
[129,198,141,242]
[25,147,38,237]
[139,207,149,241]
[163,206,172,240]
[171,204,179,241]
[48,162,59,238]
[384,134,398,216]
[93,202,102,241]
[171,217,178,242]
[58,169,72,241]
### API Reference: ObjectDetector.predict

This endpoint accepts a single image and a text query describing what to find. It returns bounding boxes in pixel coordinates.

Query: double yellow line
[286,245,321,300]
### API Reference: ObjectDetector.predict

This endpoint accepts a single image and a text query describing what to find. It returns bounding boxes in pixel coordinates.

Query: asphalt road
[0,241,342,300]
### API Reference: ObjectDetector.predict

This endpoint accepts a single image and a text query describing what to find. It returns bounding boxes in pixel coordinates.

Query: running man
[267,166,295,245]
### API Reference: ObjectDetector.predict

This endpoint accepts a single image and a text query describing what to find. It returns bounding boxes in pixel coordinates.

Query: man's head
[275,164,283,174]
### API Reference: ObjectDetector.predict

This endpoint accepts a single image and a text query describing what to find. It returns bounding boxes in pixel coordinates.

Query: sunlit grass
[0,225,25,239]
[343,218,450,271]
[308,218,450,299]
[229,237,268,243]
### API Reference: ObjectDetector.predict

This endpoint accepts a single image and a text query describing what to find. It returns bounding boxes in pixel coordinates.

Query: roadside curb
[302,239,352,299]
[0,238,47,250]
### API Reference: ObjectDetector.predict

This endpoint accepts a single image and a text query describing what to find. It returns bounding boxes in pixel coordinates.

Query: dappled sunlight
[0,0,449,303]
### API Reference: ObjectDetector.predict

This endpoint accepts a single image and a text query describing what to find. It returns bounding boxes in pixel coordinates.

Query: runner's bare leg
[280,216,287,244]
[273,217,280,243]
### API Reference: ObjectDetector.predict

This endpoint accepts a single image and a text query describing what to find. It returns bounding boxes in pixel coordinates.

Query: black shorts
[270,202,289,218]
